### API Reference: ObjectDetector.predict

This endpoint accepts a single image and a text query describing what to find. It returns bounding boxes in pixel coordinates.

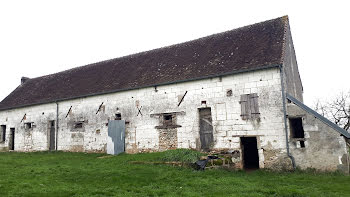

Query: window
[163,114,173,126]
[24,122,33,130]
[154,113,182,129]
[115,113,122,120]
[226,89,233,97]
[289,117,305,148]
[0,125,6,142]
[240,93,260,120]
[74,122,83,129]
[50,121,55,128]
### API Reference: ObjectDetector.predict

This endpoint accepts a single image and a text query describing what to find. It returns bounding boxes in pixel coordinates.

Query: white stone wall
[0,68,286,159]
[287,103,349,173]
[0,103,57,151]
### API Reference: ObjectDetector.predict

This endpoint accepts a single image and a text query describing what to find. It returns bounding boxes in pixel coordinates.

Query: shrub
[162,149,202,163]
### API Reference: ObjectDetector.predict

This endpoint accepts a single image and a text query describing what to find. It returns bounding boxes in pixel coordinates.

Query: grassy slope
[0,151,349,197]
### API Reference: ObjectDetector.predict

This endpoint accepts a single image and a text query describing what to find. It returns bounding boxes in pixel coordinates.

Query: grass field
[0,151,349,197]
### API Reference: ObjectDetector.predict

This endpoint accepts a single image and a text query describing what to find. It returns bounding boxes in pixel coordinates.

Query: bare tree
[314,91,350,131]
[314,99,327,117]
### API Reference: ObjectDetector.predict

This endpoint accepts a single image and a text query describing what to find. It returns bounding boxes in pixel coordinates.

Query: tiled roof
[0,16,288,110]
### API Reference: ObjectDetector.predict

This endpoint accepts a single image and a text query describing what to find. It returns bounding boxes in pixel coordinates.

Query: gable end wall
[283,22,303,101]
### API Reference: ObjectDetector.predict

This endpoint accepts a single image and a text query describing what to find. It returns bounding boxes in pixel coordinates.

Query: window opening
[226,89,233,97]
[24,122,33,130]
[50,121,55,128]
[163,114,173,126]
[289,118,305,138]
[289,117,306,148]
[115,113,122,120]
[74,122,83,129]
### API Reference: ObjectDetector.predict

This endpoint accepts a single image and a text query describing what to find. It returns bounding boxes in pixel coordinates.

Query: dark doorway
[9,128,15,151]
[49,121,55,151]
[199,108,214,151]
[241,137,259,169]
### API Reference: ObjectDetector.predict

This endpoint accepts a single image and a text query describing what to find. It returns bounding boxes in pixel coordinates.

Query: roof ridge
[0,16,286,110]
[26,16,287,81]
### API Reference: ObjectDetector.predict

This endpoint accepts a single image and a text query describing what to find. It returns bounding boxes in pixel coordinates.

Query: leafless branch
[313,91,350,131]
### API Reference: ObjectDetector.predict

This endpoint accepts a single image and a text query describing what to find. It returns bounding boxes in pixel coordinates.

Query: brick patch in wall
[159,128,178,151]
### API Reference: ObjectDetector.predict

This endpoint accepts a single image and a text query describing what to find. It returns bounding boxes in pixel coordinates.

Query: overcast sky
[0,0,349,106]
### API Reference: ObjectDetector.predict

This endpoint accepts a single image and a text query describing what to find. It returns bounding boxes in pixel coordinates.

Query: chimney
[21,77,30,84]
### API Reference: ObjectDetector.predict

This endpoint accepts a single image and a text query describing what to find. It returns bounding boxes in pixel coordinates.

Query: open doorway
[9,128,15,151]
[241,137,259,169]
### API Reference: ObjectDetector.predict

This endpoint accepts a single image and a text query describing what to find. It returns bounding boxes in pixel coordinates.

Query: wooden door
[199,108,214,151]
[49,121,55,151]
[9,128,15,150]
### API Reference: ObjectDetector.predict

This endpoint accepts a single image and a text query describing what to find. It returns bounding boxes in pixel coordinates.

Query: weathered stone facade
[0,68,285,158]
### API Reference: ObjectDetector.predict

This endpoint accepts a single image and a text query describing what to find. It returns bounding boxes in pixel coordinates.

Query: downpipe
[55,101,59,151]
[279,66,296,169]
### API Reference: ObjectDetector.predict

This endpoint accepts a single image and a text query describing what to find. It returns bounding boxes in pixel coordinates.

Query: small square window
[226,89,233,97]
[163,114,173,126]
[74,122,83,129]
[25,123,33,130]
[115,113,122,120]
[154,112,181,129]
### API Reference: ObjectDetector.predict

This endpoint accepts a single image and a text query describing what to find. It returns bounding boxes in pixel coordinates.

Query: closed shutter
[240,94,250,120]
[240,93,260,120]
[250,93,260,119]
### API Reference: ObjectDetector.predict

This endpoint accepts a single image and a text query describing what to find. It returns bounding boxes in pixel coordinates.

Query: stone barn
[0,16,349,172]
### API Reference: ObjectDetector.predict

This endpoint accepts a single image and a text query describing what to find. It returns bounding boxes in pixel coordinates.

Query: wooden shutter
[240,94,250,120]
[240,93,260,120]
[249,93,260,119]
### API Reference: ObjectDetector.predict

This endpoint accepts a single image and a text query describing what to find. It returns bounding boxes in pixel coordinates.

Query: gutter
[279,65,296,169]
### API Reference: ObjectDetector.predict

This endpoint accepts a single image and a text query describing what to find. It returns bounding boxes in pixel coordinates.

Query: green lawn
[0,151,349,197]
